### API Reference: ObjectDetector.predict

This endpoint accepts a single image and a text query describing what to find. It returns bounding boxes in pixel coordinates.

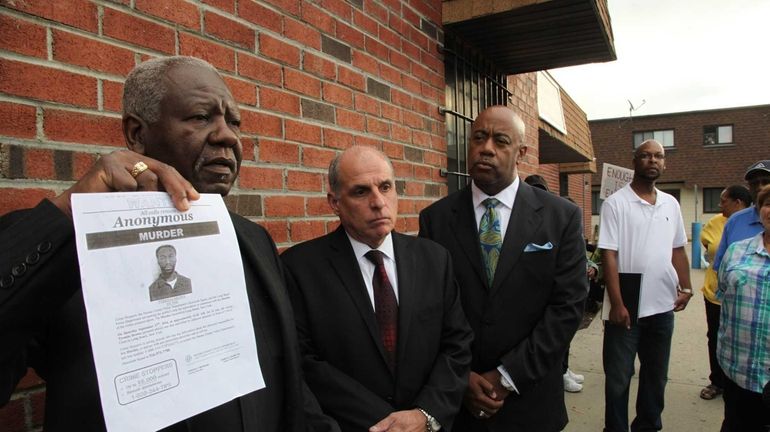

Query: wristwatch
[678,286,693,295]
[417,408,441,432]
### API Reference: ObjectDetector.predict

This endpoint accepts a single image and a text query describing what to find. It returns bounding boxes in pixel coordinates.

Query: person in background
[699,185,751,400]
[716,184,770,431]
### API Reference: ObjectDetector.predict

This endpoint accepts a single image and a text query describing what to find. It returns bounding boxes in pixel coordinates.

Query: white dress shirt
[346,232,399,309]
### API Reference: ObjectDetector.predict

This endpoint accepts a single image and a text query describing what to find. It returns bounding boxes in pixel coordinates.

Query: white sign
[599,163,634,200]
[72,192,263,432]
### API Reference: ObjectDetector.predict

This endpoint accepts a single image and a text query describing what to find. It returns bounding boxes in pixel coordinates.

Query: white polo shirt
[598,184,688,318]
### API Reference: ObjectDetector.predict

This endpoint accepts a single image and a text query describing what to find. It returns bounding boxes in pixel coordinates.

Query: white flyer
[71,192,263,432]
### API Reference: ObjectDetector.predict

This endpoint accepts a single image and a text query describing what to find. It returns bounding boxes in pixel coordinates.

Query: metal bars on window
[441,33,511,193]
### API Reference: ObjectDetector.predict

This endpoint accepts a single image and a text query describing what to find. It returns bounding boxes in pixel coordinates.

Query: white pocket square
[524,242,553,252]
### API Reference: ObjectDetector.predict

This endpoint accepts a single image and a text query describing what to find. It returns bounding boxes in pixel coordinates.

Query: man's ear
[123,114,147,155]
[327,192,340,216]
[517,144,528,163]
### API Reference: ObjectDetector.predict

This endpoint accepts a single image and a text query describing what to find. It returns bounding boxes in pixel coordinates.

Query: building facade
[590,104,770,238]
[0,0,614,429]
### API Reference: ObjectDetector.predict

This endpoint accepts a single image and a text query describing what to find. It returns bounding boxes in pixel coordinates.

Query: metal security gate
[441,34,511,193]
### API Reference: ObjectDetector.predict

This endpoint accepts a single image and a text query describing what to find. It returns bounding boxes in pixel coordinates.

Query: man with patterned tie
[419,106,587,431]
[281,146,473,432]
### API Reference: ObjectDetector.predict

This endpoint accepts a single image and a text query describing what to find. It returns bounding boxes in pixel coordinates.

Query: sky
[548,0,770,120]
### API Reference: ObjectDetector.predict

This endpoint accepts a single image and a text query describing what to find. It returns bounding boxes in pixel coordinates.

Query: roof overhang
[443,0,616,74]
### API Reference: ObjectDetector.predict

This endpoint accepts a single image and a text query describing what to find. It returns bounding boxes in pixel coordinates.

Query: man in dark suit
[0,56,337,432]
[282,146,473,432]
[419,106,587,431]
[149,245,193,301]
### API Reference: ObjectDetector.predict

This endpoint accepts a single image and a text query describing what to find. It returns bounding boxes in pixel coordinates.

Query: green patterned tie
[479,198,502,288]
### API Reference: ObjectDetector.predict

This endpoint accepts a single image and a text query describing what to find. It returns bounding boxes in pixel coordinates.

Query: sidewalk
[563,267,725,431]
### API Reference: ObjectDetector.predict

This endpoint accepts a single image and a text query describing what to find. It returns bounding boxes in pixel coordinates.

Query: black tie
[364,250,398,372]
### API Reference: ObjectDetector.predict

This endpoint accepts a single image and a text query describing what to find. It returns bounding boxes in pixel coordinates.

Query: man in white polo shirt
[598,139,693,432]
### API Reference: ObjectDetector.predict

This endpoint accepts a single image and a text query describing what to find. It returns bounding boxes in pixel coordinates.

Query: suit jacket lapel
[451,187,487,288]
[327,227,392,373]
[491,183,543,295]
[392,232,415,374]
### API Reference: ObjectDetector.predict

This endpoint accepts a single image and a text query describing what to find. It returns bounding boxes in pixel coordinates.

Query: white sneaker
[563,373,583,393]
[566,368,584,384]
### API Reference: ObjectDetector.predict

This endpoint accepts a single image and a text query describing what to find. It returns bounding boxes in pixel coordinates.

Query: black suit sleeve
[0,200,79,405]
[499,204,587,392]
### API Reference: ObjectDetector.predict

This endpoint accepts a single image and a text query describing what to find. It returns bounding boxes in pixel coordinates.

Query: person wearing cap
[712,159,770,273]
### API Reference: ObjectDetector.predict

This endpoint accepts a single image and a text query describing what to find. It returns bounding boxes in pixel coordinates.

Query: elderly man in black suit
[0,56,337,432]
[282,145,473,432]
[419,105,587,431]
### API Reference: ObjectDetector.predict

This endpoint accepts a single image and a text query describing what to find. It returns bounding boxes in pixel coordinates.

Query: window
[591,190,603,215]
[703,125,733,145]
[703,187,723,213]
[442,33,510,194]
[633,130,674,148]
[559,173,569,197]
[659,188,680,202]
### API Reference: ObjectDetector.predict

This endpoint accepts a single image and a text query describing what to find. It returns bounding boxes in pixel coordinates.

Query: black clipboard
[618,272,642,323]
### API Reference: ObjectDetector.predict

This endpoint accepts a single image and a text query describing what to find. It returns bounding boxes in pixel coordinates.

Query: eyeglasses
[635,152,665,161]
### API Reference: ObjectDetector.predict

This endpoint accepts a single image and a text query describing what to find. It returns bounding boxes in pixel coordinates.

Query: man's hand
[587,266,597,280]
[673,291,692,312]
[608,302,631,330]
[463,371,505,419]
[50,150,199,218]
[369,409,427,432]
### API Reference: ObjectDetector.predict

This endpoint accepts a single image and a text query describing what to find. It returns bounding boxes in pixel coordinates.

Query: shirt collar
[346,231,395,262]
[748,231,770,257]
[471,177,519,210]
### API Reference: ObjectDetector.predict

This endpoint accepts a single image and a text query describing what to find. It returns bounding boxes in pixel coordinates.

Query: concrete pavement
[563,266,726,431]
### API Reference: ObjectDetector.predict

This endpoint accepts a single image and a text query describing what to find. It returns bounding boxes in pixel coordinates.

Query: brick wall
[0,0,446,429]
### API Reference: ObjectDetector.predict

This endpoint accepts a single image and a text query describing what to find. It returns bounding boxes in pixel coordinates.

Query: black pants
[704,299,726,388]
[721,376,770,432]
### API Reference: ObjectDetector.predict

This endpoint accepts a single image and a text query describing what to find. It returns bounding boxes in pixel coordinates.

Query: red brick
[364,36,389,61]
[259,33,300,67]
[307,196,333,215]
[0,397,25,432]
[239,165,283,189]
[413,98,432,117]
[284,69,321,98]
[354,94,380,115]
[290,219,326,241]
[354,134,381,149]
[223,76,257,105]
[336,21,364,49]
[380,0,401,12]
[301,2,335,34]
[430,134,446,151]
[378,24,401,50]
[392,160,412,177]
[351,50,379,76]
[0,102,36,139]
[421,49,443,74]
[284,17,321,50]
[103,8,175,53]
[379,62,401,86]
[388,11,406,35]
[241,137,256,161]
[412,130,430,147]
[390,50,411,72]
[53,30,135,76]
[0,188,55,214]
[410,1,441,25]
[0,59,97,108]
[285,119,321,144]
[102,80,124,113]
[179,33,237,72]
[264,0,300,17]
[238,53,282,86]
[322,128,354,149]
[337,67,365,91]
[405,181,425,196]
[287,170,323,192]
[413,62,443,89]
[259,140,299,164]
[264,195,304,217]
[353,9,378,36]
[402,40,420,60]
[302,146,336,169]
[402,4,420,27]
[260,87,300,116]
[401,74,421,95]
[391,89,413,109]
[240,0,282,33]
[363,0,388,24]
[402,215,419,233]
[392,123,411,143]
[382,141,404,160]
[0,15,46,58]
[45,110,123,147]
[204,11,255,50]
[321,0,352,21]
[335,108,365,131]
[73,152,98,178]
[302,52,336,80]
[366,117,390,138]
[424,150,443,167]
[322,82,353,108]
[136,0,199,30]
[24,148,54,179]
[403,111,423,129]
[381,103,402,123]
[261,220,289,243]
[240,109,282,137]
[203,0,235,13]
[326,219,341,232]
[2,0,97,33]
[414,164,431,180]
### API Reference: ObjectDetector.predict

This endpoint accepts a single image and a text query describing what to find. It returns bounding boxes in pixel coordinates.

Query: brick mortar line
[0,94,123,118]
[0,136,121,153]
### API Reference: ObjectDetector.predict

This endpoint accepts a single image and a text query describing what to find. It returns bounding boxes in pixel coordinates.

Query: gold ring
[130,161,149,178]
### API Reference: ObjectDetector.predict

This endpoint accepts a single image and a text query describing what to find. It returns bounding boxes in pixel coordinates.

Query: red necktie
[365,250,398,372]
